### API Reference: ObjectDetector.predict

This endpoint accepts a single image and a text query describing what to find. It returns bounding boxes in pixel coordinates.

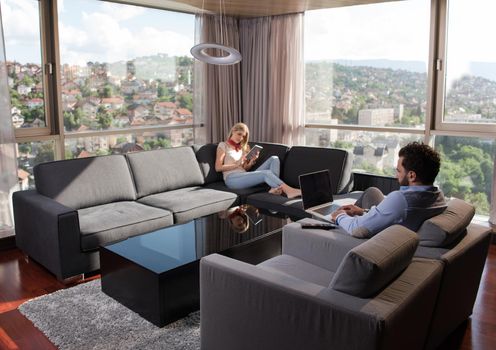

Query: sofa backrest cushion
[282,146,353,194]
[330,225,419,298]
[194,143,223,184]
[249,142,290,172]
[34,155,136,210]
[127,147,204,198]
[417,198,475,247]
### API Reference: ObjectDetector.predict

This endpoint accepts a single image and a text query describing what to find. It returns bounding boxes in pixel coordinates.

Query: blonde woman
[215,122,301,198]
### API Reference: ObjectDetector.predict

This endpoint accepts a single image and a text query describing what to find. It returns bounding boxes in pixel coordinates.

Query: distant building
[154,101,176,119]
[17,85,32,95]
[17,169,30,190]
[26,98,44,109]
[358,108,395,126]
[12,113,24,128]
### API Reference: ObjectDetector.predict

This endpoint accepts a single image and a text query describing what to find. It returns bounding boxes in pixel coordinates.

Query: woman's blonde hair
[228,122,250,152]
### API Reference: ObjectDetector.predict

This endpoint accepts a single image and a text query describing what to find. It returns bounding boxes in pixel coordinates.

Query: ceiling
[113,0,400,17]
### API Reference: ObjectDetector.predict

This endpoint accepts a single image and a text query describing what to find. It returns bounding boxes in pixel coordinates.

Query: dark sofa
[13,142,355,280]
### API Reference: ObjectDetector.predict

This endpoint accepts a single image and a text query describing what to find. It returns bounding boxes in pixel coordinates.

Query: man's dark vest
[401,187,447,231]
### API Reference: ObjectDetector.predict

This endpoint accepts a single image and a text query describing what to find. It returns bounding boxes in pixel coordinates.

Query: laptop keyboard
[313,205,334,216]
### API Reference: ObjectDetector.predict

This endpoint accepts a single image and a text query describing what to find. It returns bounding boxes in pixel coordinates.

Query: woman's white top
[218,141,246,181]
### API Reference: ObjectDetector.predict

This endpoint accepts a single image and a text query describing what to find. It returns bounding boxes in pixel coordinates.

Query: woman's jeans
[225,156,283,189]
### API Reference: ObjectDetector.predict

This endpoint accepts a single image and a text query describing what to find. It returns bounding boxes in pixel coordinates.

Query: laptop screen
[299,170,334,209]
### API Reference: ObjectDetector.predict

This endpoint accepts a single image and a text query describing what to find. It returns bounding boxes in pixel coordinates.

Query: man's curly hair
[398,142,441,185]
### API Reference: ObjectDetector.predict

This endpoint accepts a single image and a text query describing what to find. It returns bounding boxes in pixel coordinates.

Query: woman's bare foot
[280,184,301,199]
[285,188,301,199]
[269,186,283,195]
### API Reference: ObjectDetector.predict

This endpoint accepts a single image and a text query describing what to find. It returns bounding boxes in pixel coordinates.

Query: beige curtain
[240,13,305,145]
[193,15,242,143]
[0,6,17,238]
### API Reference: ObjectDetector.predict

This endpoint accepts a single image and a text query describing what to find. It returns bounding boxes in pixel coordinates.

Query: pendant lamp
[190,0,242,65]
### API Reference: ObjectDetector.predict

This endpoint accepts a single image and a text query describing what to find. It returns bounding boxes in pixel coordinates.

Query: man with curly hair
[331,142,447,237]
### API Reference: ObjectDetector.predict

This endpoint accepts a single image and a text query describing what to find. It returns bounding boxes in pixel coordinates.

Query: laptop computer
[299,170,355,222]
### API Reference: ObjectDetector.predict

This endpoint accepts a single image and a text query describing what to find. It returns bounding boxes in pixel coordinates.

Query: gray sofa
[13,143,355,280]
[200,198,492,349]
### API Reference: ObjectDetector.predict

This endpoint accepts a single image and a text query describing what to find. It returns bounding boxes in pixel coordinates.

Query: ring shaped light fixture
[190,43,242,65]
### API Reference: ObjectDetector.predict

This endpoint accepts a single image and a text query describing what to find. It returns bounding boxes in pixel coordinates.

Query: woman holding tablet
[215,122,301,198]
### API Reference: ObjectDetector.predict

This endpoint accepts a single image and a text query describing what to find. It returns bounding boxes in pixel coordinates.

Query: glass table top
[104,205,288,274]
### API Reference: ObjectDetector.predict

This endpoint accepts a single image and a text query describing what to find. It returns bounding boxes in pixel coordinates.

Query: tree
[178,93,193,110]
[34,143,55,165]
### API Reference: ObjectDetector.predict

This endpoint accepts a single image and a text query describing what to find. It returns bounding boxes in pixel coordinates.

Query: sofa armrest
[200,254,443,350]
[13,190,81,279]
[423,223,492,350]
[282,219,364,271]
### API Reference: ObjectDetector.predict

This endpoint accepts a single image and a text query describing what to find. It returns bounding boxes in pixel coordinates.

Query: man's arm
[333,191,408,237]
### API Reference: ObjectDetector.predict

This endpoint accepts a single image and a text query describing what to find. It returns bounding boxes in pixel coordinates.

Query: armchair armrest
[282,219,364,271]
[13,190,81,279]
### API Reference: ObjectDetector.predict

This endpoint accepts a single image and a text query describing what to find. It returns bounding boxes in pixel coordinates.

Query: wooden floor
[0,245,495,350]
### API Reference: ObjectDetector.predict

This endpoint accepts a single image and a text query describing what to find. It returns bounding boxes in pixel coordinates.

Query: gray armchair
[200,225,444,350]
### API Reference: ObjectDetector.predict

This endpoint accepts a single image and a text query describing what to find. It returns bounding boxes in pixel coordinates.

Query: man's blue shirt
[336,185,445,237]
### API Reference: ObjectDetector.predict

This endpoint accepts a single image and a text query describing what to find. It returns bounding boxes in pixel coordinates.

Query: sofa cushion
[127,147,205,198]
[248,142,290,172]
[258,254,335,287]
[194,143,223,184]
[78,201,173,251]
[203,181,266,205]
[282,146,353,194]
[138,187,237,223]
[330,225,419,298]
[34,155,136,210]
[417,198,475,247]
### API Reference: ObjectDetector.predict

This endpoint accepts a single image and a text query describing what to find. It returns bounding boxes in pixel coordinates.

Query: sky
[1,0,195,65]
[1,0,496,77]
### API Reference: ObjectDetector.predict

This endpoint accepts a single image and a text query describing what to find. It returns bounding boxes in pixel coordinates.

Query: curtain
[193,14,242,143]
[0,5,18,238]
[240,13,305,145]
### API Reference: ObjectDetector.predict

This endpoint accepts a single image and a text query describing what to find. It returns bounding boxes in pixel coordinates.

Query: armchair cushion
[330,225,419,298]
[417,198,475,247]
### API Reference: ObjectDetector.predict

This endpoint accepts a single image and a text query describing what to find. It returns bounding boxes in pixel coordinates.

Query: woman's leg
[225,170,283,190]
[255,156,280,178]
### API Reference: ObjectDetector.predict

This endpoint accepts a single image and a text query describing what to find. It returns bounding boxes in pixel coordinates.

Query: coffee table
[99,205,288,327]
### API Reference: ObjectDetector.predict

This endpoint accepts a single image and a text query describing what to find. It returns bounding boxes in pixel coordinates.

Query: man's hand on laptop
[339,204,366,216]
[330,209,346,223]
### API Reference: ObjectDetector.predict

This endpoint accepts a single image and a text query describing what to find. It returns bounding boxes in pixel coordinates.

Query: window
[16,140,55,188]
[57,0,195,133]
[305,0,430,129]
[1,0,48,132]
[434,136,494,216]
[440,0,496,130]
[305,128,422,175]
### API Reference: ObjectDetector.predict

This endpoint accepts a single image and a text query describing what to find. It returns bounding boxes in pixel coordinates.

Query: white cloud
[304,1,430,62]
[59,9,193,65]
[101,2,145,21]
[1,0,40,41]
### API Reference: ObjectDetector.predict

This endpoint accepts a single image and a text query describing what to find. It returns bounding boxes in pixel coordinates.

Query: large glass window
[304,0,430,129]
[64,127,194,159]
[305,128,422,175]
[434,136,494,216]
[0,0,47,130]
[16,140,56,188]
[57,0,195,133]
[443,0,496,125]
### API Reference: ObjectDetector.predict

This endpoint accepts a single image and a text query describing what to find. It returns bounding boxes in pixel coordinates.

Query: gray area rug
[18,279,200,350]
